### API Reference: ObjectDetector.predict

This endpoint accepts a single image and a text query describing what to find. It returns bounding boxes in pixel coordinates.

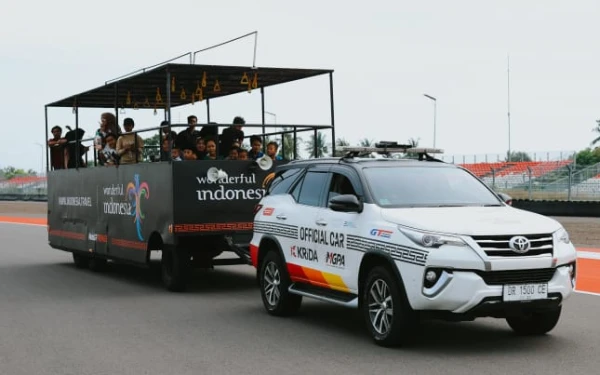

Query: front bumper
[408,264,575,315]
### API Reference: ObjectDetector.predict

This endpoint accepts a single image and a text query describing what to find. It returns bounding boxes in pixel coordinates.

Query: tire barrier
[0,194,48,202]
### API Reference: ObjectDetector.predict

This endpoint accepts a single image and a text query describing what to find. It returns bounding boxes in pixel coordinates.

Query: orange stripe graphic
[287,263,350,293]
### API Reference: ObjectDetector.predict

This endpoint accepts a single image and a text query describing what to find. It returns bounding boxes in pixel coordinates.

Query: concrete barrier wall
[512,199,600,217]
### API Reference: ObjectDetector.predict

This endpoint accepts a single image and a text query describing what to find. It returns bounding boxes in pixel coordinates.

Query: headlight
[555,228,570,244]
[398,226,466,248]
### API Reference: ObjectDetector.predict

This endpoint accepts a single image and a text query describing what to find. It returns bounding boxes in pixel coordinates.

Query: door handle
[276,214,287,220]
[315,219,327,226]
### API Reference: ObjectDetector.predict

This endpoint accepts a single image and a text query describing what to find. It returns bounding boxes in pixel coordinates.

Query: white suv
[249,148,577,347]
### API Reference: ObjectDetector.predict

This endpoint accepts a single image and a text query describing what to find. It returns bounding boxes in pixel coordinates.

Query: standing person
[47,125,67,170]
[116,118,144,164]
[175,115,200,152]
[219,116,245,157]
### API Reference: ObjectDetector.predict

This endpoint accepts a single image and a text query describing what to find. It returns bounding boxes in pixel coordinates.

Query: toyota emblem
[509,236,531,254]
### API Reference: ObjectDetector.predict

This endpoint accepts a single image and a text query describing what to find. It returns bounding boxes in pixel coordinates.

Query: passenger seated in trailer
[266,141,284,161]
[171,147,182,161]
[182,147,197,161]
[247,135,264,160]
[219,116,245,157]
[195,137,207,160]
[238,148,249,160]
[160,120,177,141]
[116,118,144,165]
[94,112,121,152]
[99,133,120,166]
[160,138,171,161]
[203,138,223,160]
[48,125,67,170]
[226,146,240,160]
[175,115,200,151]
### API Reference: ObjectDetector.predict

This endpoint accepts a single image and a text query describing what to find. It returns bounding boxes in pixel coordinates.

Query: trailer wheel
[72,253,89,269]
[161,247,190,292]
[88,258,107,272]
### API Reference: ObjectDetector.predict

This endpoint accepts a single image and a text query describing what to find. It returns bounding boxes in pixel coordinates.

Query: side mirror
[497,192,513,206]
[329,194,363,213]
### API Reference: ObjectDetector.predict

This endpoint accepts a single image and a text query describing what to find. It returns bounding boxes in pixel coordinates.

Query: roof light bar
[340,146,444,154]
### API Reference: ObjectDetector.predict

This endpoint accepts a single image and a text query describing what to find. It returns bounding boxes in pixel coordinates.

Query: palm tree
[592,119,600,146]
[407,137,420,148]
[359,138,374,147]
[334,137,350,156]
[280,127,302,160]
[305,131,329,158]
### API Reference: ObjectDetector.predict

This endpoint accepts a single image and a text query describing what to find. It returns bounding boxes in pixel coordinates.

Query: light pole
[34,143,44,176]
[264,111,277,124]
[423,94,437,148]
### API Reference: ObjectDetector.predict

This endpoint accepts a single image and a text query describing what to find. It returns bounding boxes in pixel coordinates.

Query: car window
[327,172,358,203]
[295,171,329,207]
[363,166,502,207]
[267,168,303,195]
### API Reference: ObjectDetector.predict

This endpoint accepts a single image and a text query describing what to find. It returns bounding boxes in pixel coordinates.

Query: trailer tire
[88,258,107,272]
[162,247,190,292]
[72,253,89,269]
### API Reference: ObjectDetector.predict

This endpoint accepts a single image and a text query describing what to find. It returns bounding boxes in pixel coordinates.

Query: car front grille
[475,268,557,286]
[471,233,553,257]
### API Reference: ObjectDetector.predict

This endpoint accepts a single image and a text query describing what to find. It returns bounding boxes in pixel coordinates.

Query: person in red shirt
[47,125,67,170]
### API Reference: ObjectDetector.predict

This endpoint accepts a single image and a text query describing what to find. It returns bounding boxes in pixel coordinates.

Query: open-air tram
[44,54,336,292]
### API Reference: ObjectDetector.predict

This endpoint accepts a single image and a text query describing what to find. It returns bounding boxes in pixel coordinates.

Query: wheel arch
[146,231,164,264]
[358,250,411,308]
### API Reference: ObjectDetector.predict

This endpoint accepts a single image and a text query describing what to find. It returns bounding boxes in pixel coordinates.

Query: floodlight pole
[423,94,437,148]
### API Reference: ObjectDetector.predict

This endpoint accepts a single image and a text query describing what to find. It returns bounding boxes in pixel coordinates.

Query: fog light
[425,270,437,283]
[568,262,576,288]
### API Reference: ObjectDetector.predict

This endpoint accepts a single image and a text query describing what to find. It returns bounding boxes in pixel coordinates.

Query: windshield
[363,165,502,208]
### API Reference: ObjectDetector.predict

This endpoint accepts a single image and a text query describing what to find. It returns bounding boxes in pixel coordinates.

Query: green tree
[280,127,302,160]
[142,134,161,161]
[507,151,532,162]
[305,132,329,158]
[591,119,600,146]
[575,147,600,166]
[407,137,420,147]
[1,167,28,180]
[359,138,374,147]
[334,137,350,156]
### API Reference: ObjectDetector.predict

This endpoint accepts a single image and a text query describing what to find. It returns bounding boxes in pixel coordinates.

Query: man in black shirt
[219,116,245,157]
[175,115,200,151]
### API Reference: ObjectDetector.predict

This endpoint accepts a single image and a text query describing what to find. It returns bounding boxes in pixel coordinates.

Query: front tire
[161,247,190,292]
[506,307,562,335]
[361,266,417,347]
[259,251,302,316]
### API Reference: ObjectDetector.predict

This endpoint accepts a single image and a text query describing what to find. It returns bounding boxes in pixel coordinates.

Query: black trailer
[44,58,335,291]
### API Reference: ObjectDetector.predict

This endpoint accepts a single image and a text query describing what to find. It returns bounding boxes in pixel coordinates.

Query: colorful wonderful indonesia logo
[127,174,150,241]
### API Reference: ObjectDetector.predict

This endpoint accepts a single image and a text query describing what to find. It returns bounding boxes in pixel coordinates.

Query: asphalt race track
[1,222,600,375]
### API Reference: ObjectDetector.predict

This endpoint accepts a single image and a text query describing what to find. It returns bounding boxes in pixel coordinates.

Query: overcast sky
[1,0,599,172]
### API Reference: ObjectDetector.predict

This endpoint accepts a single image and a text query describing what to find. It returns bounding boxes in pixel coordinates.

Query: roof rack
[340,141,444,161]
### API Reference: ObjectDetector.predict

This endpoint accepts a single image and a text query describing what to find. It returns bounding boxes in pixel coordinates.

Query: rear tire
[88,258,107,272]
[506,307,562,335]
[161,247,190,292]
[259,251,302,316]
[361,266,418,347]
[72,253,89,269]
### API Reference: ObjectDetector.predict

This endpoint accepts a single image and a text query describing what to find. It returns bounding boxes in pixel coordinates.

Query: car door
[314,166,365,294]
[282,165,332,287]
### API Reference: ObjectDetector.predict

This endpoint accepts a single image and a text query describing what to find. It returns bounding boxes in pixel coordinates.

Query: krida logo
[126,174,150,241]
[290,245,318,262]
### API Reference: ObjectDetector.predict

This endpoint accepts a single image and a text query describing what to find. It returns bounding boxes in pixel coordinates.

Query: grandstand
[0,175,47,198]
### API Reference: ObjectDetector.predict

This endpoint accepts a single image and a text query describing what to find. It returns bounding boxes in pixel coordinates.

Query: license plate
[503,283,548,302]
